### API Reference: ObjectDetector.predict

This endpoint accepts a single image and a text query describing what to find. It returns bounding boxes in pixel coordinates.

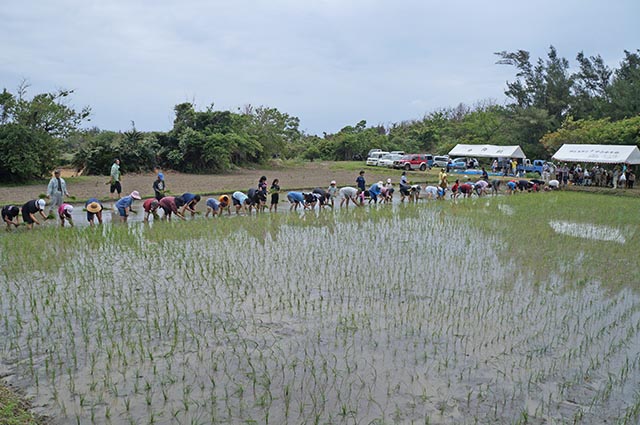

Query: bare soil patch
[0,162,403,205]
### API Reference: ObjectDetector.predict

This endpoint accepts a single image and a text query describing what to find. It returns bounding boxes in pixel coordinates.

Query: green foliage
[73,127,159,174]
[0,83,89,182]
[0,124,59,182]
[541,115,640,152]
[607,50,640,120]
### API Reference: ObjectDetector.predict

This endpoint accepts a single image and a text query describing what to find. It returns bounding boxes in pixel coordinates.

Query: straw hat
[86,202,102,213]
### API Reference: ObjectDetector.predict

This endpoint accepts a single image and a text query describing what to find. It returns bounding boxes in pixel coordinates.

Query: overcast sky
[1,0,638,135]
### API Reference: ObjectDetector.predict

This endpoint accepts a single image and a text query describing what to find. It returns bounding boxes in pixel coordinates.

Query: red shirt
[143,198,158,212]
[159,197,178,214]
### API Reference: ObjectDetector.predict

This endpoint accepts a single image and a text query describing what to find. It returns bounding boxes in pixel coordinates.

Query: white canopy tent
[552,144,640,164]
[448,144,527,159]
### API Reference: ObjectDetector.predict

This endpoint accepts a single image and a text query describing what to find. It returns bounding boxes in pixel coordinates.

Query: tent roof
[448,144,526,159]
[551,144,640,164]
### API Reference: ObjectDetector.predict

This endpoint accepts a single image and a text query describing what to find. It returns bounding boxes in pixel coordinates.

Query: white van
[366,151,389,166]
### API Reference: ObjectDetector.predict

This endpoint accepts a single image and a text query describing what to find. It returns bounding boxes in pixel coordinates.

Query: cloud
[1,0,638,135]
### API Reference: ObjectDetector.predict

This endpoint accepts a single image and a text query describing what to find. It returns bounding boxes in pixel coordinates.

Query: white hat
[386,178,391,183]
[330,180,336,185]
[377,181,383,186]
[130,191,141,200]
[36,199,46,210]
[64,204,74,214]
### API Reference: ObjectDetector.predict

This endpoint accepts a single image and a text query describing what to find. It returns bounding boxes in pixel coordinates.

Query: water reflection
[548,220,627,244]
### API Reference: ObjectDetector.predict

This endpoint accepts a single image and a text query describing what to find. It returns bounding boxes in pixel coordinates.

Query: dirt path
[0,162,406,205]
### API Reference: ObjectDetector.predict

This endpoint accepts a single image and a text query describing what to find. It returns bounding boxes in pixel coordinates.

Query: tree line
[1,46,639,182]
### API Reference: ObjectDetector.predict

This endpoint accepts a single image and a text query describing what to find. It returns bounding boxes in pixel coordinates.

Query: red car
[393,154,434,171]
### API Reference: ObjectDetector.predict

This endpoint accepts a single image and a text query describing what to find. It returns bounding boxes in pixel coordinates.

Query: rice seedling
[0,192,638,423]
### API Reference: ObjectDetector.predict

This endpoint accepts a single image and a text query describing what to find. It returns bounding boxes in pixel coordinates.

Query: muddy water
[1,204,639,424]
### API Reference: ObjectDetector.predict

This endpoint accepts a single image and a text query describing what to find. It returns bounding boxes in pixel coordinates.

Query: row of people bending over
[2,177,559,230]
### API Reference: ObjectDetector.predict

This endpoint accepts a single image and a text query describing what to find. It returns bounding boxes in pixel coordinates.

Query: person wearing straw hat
[46,169,70,216]
[115,190,141,222]
[2,205,21,231]
[57,203,74,227]
[85,198,103,225]
[21,199,47,229]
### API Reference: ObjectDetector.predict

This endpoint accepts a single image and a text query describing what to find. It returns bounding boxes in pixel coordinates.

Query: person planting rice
[21,199,47,229]
[287,191,306,211]
[142,198,160,222]
[115,191,141,223]
[159,196,185,220]
[85,198,103,225]
[269,179,281,212]
[517,180,533,192]
[424,185,439,200]
[474,179,489,196]
[506,180,517,194]
[408,185,422,202]
[232,191,251,215]
[339,186,358,207]
[399,181,411,202]
[490,179,501,196]
[381,179,394,203]
[205,196,230,217]
[312,188,331,208]
[459,183,473,198]
[247,188,267,213]
[177,193,201,217]
[58,203,74,227]
[451,179,460,199]
[368,181,383,204]
[2,205,21,230]
[218,195,232,216]
[548,179,560,190]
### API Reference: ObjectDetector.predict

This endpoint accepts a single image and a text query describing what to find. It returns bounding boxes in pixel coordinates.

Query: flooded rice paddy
[1,193,639,424]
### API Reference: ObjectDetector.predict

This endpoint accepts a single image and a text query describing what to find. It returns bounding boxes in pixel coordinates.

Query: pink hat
[130,191,141,200]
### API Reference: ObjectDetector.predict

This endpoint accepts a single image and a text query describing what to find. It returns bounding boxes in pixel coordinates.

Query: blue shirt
[85,197,102,207]
[287,192,305,202]
[115,196,133,209]
[180,193,197,205]
[206,198,220,210]
[369,183,381,196]
[356,175,365,190]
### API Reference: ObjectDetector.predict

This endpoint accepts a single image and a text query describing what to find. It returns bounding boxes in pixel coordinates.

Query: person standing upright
[110,158,122,199]
[356,170,366,192]
[153,172,166,200]
[47,169,70,215]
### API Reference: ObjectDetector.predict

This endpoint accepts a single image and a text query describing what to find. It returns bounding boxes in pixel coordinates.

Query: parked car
[517,159,556,175]
[377,153,403,168]
[367,148,382,158]
[393,154,434,171]
[366,151,389,166]
[389,150,405,156]
[449,157,479,170]
[433,155,450,168]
